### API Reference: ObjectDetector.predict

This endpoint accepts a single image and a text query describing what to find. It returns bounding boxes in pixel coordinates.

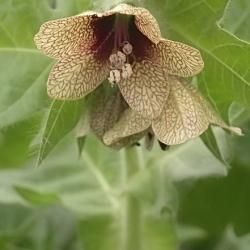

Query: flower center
[108,15,135,86]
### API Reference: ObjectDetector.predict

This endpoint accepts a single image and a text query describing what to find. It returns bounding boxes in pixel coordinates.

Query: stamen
[121,63,133,79]
[108,69,121,86]
[109,51,126,69]
[117,51,126,62]
[107,42,134,86]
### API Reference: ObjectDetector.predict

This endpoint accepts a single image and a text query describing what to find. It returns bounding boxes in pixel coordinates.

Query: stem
[123,147,142,250]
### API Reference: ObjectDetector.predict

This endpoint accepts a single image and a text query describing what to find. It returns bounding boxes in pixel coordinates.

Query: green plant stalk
[123,147,142,250]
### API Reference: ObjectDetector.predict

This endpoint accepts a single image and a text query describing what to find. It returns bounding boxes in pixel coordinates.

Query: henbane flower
[103,77,243,146]
[34,3,204,119]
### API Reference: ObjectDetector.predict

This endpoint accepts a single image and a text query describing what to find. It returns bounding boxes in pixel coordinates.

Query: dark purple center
[90,14,154,62]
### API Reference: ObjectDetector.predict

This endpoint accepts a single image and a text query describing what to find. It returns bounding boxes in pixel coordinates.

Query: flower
[34,3,204,119]
[102,77,243,146]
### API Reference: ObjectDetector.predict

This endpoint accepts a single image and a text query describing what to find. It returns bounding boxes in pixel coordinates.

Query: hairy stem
[123,147,142,250]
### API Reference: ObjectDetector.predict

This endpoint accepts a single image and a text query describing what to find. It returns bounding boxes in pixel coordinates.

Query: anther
[121,63,133,79]
[109,51,126,69]
[108,69,121,86]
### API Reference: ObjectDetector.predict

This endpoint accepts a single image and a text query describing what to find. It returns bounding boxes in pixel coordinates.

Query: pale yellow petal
[101,3,161,44]
[34,13,96,59]
[117,60,170,119]
[152,78,209,145]
[158,39,204,77]
[47,54,109,99]
[103,109,151,145]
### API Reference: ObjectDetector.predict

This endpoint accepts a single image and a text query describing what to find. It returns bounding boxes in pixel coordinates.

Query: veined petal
[117,60,170,119]
[211,118,243,136]
[103,109,151,145]
[34,13,96,59]
[152,78,210,145]
[101,3,161,44]
[90,89,127,140]
[47,54,109,99]
[152,78,242,145]
[158,39,204,77]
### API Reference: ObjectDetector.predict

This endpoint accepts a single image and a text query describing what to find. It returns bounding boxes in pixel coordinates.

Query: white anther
[122,42,133,55]
[121,63,133,79]
[108,69,121,86]
[109,51,126,69]
[117,51,126,62]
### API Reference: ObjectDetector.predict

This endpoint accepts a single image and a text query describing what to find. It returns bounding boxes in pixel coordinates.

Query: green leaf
[0,118,39,168]
[36,100,84,166]
[0,203,83,250]
[0,0,52,129]
[150,138,227,181]
[177,164,250,236]
[215,227,250,250]
[14,185,61,206]
[75,109,90,156]
[77,136,87,156]
[175,122,250,245]
[218,0,250,44]
[200,127,227,164]
[0,0,92,164]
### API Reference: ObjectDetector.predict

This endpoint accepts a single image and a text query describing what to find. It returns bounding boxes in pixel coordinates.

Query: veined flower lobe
[34,3,204,119]
[103,77,243,146]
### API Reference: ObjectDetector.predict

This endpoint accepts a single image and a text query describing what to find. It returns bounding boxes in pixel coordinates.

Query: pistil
[114,14,130,50]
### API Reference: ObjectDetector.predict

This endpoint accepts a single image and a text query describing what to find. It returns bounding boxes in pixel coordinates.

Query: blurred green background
[0,0,250,249]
